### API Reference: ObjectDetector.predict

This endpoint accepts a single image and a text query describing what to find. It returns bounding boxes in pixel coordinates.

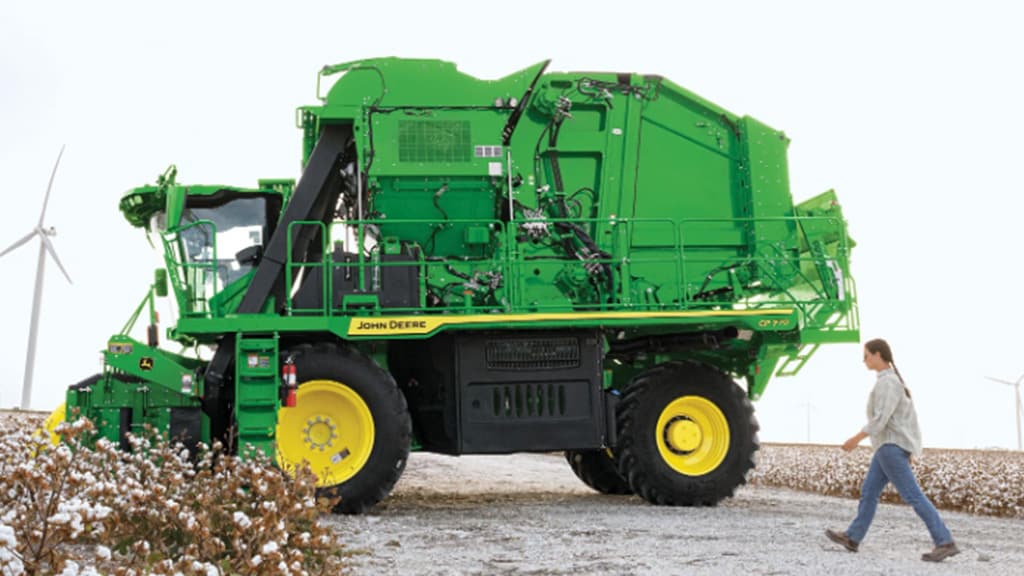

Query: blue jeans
[846,443,952,546]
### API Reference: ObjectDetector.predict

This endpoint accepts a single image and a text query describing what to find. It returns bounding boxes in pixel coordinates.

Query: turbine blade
[39,145,66,227]
[985,376,1016,387]
[41,235,72,284]
[0,230,38,259]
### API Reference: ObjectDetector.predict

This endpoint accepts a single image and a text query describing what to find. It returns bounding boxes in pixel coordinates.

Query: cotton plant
[0,414,347,575]
[750,444,1024,518]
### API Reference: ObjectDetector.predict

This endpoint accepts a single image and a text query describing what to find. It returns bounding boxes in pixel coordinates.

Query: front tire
[275,343,411,514]
[615,361,759,506]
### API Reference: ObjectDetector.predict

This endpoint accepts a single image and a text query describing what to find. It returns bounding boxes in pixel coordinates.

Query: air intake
[398,120,471,163]
[485,337,581,370]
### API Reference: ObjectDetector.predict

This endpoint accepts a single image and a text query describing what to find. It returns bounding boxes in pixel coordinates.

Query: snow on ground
[331,452,1023,575]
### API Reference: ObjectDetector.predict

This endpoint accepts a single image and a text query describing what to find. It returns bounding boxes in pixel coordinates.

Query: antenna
[985,375,1023,451]
[0,146,73,409]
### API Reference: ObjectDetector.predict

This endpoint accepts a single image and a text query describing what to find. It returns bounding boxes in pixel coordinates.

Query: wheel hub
[303,415,339,451]
[664,415,701,454]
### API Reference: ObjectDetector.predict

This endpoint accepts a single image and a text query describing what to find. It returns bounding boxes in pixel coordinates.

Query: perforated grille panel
[491,383,567,418]
[398,120,472,162]
[485,338,580,370]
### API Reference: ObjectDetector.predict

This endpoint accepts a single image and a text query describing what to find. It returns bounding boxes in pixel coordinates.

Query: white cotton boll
[234,511,252,529]
[0,525,15,549]
[262,541,279,554]
[0,525,23,576]
[49,512,72,526]
[179,513,197,531]
[58,560,80,576]
[95,545,111,560]
[251,555,262,567]
[0,550,24,575]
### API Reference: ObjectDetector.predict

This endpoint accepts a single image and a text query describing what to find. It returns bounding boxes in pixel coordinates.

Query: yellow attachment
[43,403,66,446]
[655,396,730,476]
[275,380,375,487]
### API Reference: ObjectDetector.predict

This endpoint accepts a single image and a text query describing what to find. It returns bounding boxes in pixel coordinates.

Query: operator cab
[119,166,290,316]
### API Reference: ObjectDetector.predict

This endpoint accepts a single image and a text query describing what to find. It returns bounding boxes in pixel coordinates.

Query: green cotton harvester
[52,58,858,513]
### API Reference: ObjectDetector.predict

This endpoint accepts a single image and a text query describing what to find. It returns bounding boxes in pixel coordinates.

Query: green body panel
[69,58,858,455]
[104,335,202,394]
[66,336,205,449]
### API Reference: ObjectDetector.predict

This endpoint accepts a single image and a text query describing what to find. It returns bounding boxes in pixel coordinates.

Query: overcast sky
[2,1,1022,450]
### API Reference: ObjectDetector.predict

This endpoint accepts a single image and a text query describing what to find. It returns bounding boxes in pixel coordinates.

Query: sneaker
[922,542,960,562]
[825,529,859,552]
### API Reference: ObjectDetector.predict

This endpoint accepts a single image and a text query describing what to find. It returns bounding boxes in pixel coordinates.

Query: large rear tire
[275,343,411,514]
[565,449,633,495]
[615,361,759,506]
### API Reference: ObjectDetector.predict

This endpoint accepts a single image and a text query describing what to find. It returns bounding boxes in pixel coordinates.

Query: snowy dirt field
[333,452,1023,576]
[5,410,1018,575]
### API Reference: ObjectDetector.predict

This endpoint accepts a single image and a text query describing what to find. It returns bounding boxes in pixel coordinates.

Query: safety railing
[285,218,513,315]
[165,212,857,336]
[276,213,856,336]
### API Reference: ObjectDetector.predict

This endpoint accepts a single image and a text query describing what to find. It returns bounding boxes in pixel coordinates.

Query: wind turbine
[985,375,1023,451]
[798,401,817,443]
[0,146,73,410]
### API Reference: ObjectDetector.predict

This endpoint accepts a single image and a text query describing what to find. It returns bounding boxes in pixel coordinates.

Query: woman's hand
[842,431,869,452]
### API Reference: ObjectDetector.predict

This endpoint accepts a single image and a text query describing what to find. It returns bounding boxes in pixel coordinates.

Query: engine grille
[485,338,580,370]
[398,120,471,163]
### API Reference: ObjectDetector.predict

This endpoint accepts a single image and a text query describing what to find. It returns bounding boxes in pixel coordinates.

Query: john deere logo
[139,357,154,371]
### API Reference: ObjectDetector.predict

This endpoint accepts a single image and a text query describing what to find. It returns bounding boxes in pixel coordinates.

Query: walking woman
[825,338,959,562]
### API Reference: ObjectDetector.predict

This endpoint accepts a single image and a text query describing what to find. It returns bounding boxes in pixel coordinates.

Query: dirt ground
[5,409,1017,575]
[330,452,1024,575]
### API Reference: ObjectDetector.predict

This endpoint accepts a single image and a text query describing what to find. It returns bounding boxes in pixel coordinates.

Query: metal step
[234,334,280,458]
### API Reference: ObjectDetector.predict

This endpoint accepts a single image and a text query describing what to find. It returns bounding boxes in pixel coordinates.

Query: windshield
[180,196,267,287]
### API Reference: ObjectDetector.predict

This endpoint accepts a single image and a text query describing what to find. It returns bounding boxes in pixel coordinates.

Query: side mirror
[154,268,168,297]
[236,245,263,266]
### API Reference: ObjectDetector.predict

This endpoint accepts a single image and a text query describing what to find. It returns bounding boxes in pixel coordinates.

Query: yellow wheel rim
[655,396,730,476]
[275,380,375,487]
